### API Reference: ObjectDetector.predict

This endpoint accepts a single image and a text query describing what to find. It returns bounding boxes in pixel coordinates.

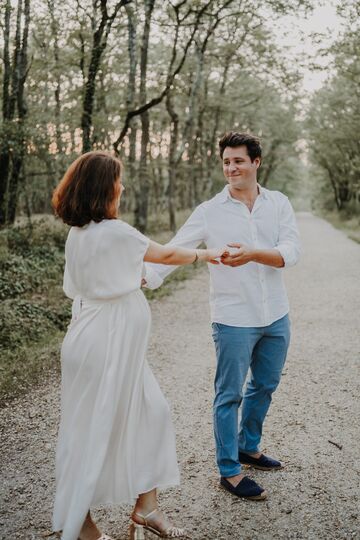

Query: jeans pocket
[212,322,219,340]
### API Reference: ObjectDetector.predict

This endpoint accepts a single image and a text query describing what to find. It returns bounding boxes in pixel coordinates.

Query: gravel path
[1,212,359,540]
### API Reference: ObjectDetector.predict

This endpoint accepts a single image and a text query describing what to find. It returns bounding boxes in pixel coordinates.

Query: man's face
[222,146,260,190]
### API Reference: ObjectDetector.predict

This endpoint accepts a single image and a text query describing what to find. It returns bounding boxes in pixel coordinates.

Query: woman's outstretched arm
[143,241,227,266]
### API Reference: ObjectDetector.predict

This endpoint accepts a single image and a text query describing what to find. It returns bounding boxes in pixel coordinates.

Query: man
[145,132,300,500]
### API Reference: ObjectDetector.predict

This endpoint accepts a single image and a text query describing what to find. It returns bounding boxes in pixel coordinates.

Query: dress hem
[52,479,181,532]
[91,479,181,507]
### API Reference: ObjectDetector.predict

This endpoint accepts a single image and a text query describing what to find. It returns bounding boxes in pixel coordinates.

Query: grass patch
[0,335,63,407]
[0,211,198,406]
[144,263,200,301]
[319,210,360,244]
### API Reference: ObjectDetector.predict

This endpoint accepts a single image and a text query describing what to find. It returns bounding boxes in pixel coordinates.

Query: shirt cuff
[143,265,164,289]
[275,244,299,268]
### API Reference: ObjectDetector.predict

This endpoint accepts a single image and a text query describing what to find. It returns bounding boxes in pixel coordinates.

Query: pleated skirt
[52,290,179,540]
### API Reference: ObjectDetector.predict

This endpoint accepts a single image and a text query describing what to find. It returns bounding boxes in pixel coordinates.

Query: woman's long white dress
[52,219,179,540]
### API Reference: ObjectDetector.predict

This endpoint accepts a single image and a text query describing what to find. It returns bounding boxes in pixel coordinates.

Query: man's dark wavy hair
[219,131,262,162]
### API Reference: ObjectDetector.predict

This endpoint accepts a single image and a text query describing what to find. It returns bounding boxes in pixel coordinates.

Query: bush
[0,298,70,350]
[0,217,71,404]
[0,212,198,405]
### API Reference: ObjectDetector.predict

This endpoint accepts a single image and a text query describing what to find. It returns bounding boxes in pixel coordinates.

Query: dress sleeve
[63,231,79,299]
[144,204,206,289]
[119,221,150,261]
[109,221,150,292]
[63,261,78,299]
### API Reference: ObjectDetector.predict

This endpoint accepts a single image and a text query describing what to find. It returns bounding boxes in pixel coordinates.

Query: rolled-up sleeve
[275,197,301,267]
[144,205,206,289]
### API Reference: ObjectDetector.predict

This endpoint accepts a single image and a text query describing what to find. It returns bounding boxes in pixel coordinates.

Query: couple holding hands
[51,132,300,540]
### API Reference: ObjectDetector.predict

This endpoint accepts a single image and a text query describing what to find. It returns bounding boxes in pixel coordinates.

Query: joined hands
[220,243,253,267]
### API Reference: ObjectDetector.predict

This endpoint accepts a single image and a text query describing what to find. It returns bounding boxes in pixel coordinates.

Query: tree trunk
[134,0,155,233]
[81,3,108,153]
[321,160,342,210]
[206,61,231,196]
[7,152,24,223]
[166,89,179,231]
[113,0,213,153]
[0,0,12,224]
[260,141,278,187]
[81,0,129,153]
[123,3,138,213]
[0,0,30,225]
[47,0,62,155]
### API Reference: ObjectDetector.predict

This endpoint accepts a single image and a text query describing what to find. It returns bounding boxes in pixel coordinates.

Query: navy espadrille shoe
[238,451,283,470]
[220,476,267,500]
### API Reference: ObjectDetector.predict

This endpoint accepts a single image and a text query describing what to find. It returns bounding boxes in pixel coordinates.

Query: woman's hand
[200,247,229,265]
[220,243,253,267]
[144,241,229,266]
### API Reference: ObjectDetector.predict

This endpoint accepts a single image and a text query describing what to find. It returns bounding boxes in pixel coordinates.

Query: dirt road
[1,212,359,540]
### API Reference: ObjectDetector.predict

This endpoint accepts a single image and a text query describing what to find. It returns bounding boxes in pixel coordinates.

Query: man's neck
[228,182,259,206]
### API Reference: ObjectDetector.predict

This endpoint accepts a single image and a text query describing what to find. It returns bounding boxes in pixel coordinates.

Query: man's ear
[254,157,261,169]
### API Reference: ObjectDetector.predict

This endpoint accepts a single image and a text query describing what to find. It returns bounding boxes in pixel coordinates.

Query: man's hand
[221,243,253,267]
[205,247,230,265]
[221,243,285,268]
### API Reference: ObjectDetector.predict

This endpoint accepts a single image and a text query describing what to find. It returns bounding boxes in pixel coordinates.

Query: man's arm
[221,196,300,269]
[144,205,207,289]
[221,245,284,267]
[274,196,301,267]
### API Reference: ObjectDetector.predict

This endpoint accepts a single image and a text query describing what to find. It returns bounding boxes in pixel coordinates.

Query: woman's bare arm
[143,240,227,265]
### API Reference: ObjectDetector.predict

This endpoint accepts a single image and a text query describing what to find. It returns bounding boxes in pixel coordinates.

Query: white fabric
[145,185,300,327]
[53,219,179,540]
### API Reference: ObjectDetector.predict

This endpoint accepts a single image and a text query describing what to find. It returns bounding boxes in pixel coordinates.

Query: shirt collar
[219,184,267,203]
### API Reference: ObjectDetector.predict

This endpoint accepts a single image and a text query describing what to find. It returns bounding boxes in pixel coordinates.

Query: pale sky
[271,0,344,93]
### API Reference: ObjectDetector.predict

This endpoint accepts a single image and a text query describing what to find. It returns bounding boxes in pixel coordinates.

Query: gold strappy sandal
[77,535,114,540]
[130,509,187,538]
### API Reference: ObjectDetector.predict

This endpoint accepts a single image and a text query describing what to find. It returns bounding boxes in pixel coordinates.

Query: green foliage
[2,0,307,224]
[307,14,360,216]
[318,209,360,245]
[0,218,68,300]
[144,263,199,301]
[0,249,62,299]
[0,299,69,350]
[0,217,71,403]
[0,339,62,407]
[0,213,199,405]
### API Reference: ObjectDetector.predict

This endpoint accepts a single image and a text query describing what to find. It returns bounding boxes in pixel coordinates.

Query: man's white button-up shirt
[145,185,300,328]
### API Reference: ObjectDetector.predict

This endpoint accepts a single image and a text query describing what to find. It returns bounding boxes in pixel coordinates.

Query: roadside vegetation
[0,211,197,406]
[317,211,360,245]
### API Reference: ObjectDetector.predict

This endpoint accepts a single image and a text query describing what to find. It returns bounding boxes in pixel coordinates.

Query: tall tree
[307,4,360,212]
[0,0,31,225]
[81,0,130,152]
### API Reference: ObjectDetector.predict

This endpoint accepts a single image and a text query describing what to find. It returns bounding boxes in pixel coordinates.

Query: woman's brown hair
[52,151,123,227]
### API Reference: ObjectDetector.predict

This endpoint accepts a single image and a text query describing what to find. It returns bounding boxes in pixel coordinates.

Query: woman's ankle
[133,488,158,518]
[132,502,158,519]
[79,512,101,540]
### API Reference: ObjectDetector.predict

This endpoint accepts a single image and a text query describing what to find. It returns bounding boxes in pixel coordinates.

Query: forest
[0,0,359,400]
[0,0,358,232]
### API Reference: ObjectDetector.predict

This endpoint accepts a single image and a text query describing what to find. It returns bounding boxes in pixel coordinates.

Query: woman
[51,151,226,540]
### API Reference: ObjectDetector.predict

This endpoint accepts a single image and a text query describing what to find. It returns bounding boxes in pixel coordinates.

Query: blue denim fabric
[212,314,290,477]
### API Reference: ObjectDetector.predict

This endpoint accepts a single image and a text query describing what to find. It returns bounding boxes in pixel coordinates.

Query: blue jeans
[212,314,291,477]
